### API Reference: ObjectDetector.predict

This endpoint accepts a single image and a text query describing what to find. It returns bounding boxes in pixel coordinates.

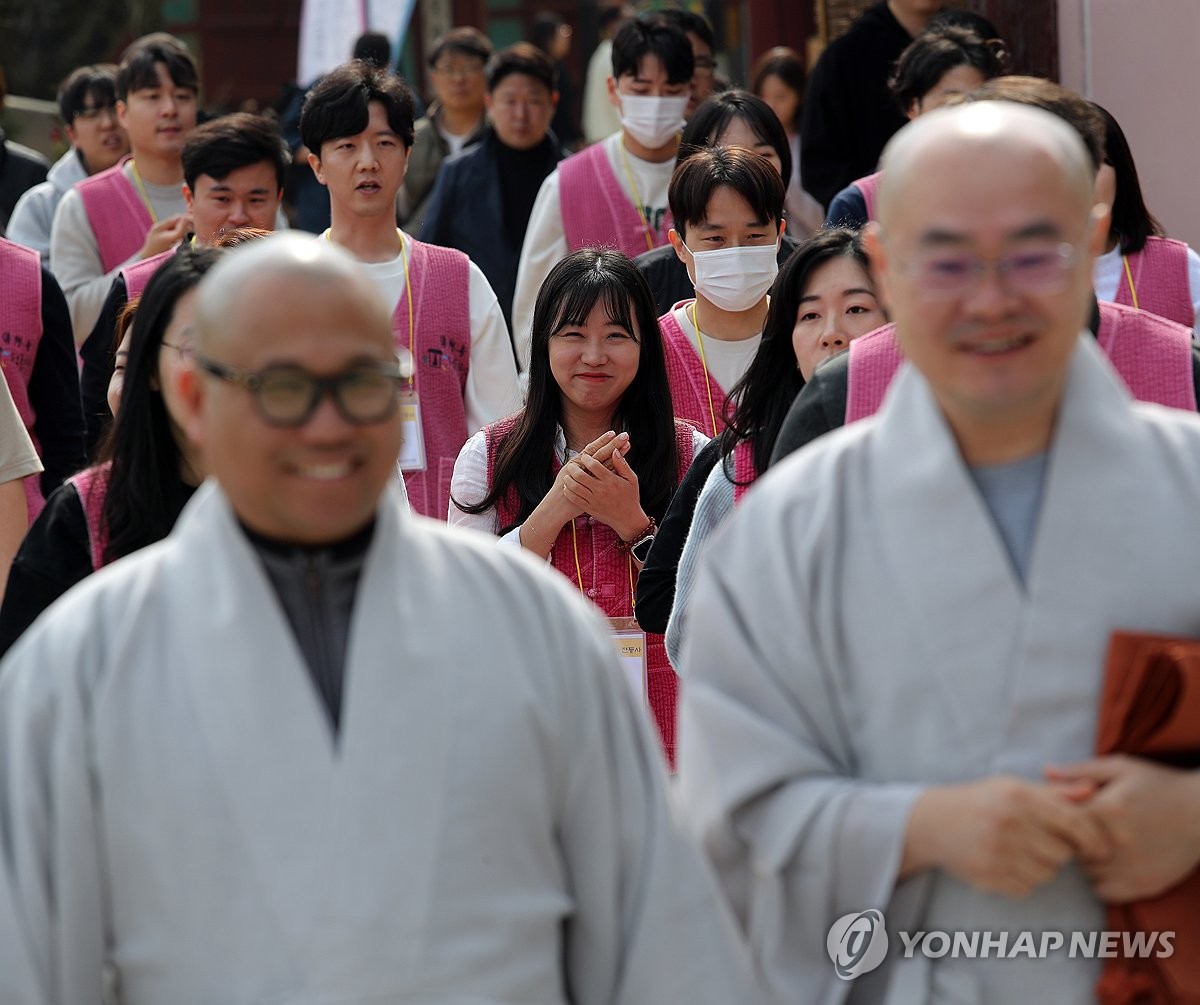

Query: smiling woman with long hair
[450,248,706,765]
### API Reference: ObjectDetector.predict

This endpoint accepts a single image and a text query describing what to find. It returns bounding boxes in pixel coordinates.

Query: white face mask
[619,94,689,149]
[685,241,780,313]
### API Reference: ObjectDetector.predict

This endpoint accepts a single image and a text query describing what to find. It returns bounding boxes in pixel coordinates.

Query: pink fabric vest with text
[0,237,47,523]
[852,170,884,222]
[485,414,696,767]
[731,439,758,505]
[76,160,154,274]
[558,142,673,258]
[122,247,174,300]
[1112,236,1193,329]
[67,462,111,571]
[398,238,472,520]
[659,303,729,437]
[845,304,1195,424]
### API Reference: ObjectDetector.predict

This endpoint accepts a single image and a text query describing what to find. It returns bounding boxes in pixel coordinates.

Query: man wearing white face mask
[661,146,785,437]
[510,14,693,371]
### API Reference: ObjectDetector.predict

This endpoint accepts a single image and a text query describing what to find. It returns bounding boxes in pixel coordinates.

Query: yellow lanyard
[1122,254,1141,310]
[325,228,415,390]
[570,515,637,613]
[128,160,159,223]
[618,140,658,253]
[686,301,721,436]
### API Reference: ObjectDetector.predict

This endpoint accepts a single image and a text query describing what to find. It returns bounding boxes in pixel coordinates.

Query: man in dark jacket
[422,43,564,350]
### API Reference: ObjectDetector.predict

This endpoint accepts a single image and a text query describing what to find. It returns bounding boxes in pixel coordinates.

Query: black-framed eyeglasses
[194,355,404,427]
[74,103,117,121]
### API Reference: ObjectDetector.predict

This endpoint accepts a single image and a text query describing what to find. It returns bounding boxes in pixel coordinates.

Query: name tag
[398,390,427,472]
[609,617,647,708]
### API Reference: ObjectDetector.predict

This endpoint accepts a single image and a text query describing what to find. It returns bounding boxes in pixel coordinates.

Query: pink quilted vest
[731,439,758,505]
[397,238,472,520]
[852,170,884,222]
[558,142,673,258]
[122,247,174,300]
[485,413,696,767]
[76,160,154,274]
[1113,237,1193,329]
[659,303,730,437]
[845,303,1195,423]
[67,462,111,570]
[0,237,47,523]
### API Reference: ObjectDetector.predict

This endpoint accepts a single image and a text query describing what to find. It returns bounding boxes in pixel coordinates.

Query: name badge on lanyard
[397,389,427,472]
[609,616,647,708]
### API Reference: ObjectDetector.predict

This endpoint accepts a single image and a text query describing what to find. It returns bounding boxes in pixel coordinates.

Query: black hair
[965,76,1106,172]
[487,42,557,94]
[300,59,415,152]
[722,229,874,476]
[660,8,715,53]
[888,25,1008,115]
[599,4,629,33]
[57,64,119,123]
[531,12,566,55]
[100,246,222,564]
[669,144,785,240]
[352,31,392,69]
[427,26,494,69]
[456,249,679,527]
[926,9,1002,40]
[182,112,289,191]
[611,14,694,85]
[751,46,805,131]
[1092,103,1163,254]
[679,90,792,188]
[116,33,199,100]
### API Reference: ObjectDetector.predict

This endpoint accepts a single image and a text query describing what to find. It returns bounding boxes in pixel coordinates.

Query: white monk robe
[677,335,1200,1005]
[0,481,764,1005]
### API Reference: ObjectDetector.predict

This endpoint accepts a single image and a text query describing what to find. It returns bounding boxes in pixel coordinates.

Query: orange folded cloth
[1094,632,1200,1005]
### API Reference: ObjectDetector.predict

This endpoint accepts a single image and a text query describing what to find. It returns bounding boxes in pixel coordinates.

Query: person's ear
[1087,202,1112,259]
[307,151,326,186]
[863,221,894,313]
[177,365,206,447]
[182,182,195,214]
[115,100,130,132]
[607,76,621,111]
[668,227,688,263]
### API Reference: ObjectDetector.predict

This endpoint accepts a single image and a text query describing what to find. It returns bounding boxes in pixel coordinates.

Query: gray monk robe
[0,482,764,1005]
[677,336,1200,1004]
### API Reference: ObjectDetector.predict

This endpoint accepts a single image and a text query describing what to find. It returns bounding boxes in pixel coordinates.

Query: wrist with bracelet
[618,517,657,562]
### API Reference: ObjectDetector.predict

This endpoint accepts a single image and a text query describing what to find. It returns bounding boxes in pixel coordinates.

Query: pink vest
[558,142,673,258]
[1113,236,1193,329]
[852,170,884,222]
[659,303,730,437]
[76,159,154,274]
[122,247,174,300]
[0,237,47,523]
[485,414,696,767]
[731,439,758,505]
[398,238,472,520]
[67,462,111,570]
[845,303,1196,423]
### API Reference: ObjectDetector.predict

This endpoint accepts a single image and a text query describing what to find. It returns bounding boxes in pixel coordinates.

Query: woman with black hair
[450,248,706,765]
[0,246,220,654]
[1092,103,1200,333]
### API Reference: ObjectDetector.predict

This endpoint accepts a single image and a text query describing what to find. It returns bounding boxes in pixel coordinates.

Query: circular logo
[827,909,889,980]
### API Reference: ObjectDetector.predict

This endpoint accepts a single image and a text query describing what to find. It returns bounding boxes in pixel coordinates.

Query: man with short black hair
[50,32,199,343]
[660,7,717,119]
[422,43,565,337]
[8,65,129,262]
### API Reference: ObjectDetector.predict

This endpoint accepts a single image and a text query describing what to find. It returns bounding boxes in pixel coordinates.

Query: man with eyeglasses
[675,101,1200,1002]
[8,65,130,263]
[0,231,768,1005]
[398,26,492,234]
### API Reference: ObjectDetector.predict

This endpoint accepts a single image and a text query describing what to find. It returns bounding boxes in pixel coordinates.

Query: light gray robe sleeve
[675,471,925,1004]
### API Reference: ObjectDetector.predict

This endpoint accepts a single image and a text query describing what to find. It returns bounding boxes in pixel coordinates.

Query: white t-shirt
[1093,242,1200,335]
[671,301,762,394]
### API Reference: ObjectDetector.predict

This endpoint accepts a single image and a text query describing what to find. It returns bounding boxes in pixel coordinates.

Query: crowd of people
[0,3,1198,1003]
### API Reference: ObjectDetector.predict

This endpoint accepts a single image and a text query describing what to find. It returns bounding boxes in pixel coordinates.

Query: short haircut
[183,113,290,191]
[531,12,566,54]
[486,43,556,94]
[680,90,793,188]
[58,64,119,123]
[927,9,1002,40]
[964,76,1106,172]
[116,33,199,100]
[300,59,416,153]
[353,31,392,69]
[427,26,494,69]
[669,145,785,239]
[598,4,628,33]
[889,25,1008,114]
[751,47,806,131]
[660,8,715,53]
[1093,102,1163,253]
[611,14,694,84]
